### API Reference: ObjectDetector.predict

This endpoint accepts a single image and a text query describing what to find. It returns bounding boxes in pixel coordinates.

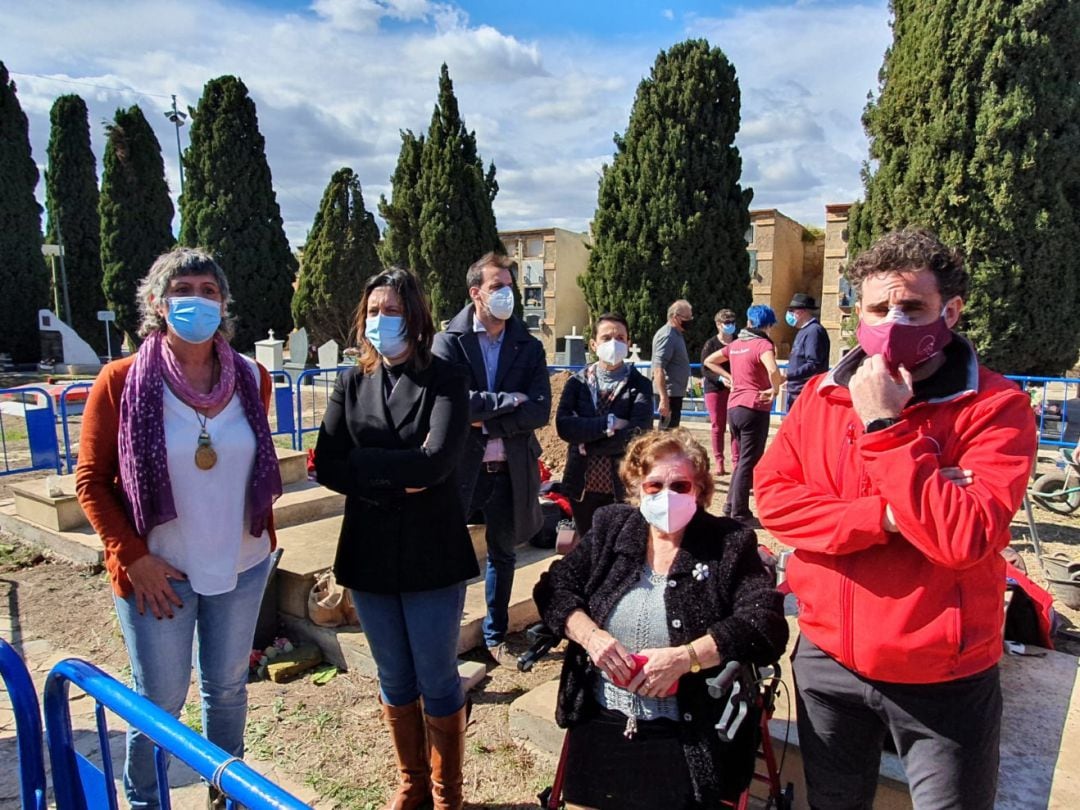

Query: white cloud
[1,0,890,245]
[662,9,675,21]
[312,0,435,32]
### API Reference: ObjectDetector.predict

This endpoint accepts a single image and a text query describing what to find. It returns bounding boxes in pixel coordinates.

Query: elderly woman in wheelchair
[533,429,788,810]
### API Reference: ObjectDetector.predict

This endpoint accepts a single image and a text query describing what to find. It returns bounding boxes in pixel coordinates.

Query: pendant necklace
[194,409,217,470]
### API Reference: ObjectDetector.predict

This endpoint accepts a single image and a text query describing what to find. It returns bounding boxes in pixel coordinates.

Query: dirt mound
[538,371,571,474]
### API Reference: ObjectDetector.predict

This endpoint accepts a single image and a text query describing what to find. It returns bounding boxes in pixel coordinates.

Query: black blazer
[314,356,479,593]
[433,305,551,546]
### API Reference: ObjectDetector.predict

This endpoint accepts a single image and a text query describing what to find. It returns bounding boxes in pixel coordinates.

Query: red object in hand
[612,654,679,696]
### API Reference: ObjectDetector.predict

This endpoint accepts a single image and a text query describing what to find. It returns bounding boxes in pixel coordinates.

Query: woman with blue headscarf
[703,305,782,526]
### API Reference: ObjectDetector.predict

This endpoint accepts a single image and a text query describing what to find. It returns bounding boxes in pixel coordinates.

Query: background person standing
[701,308,737,476]
[433,252,551,664]
[782,293,830,411]
[651,299,693,429]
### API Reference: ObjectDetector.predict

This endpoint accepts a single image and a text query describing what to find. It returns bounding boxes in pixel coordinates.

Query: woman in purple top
[703,305,782,526]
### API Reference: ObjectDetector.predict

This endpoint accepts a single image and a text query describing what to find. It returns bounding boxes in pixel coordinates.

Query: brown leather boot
[425,706,468,810]
[382,699,432,810]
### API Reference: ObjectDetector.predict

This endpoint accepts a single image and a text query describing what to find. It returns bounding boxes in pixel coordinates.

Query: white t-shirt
[147,367,271,595]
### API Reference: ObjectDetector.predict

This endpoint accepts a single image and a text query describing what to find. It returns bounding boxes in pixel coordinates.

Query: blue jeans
[113,555,271,808]
[470,470,517,647]
[350,583,467,717]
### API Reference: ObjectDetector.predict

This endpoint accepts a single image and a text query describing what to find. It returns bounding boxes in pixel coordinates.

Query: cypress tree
[0,62,49,363]
[378,130,424,273]
[578,39,753,355]
[850,0,1080,374]
[417,64,501,323]
[99,105,175,346]
[293,168,381,348]
[45,94,106,350]
[179,75,297,351]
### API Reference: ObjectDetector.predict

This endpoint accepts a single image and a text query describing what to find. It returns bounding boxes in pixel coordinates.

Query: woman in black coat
[315,267,477,810]
[534,429,788,809]
[555,312,653,535]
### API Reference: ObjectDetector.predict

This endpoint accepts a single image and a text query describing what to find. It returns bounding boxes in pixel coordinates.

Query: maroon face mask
[855,308,953,373]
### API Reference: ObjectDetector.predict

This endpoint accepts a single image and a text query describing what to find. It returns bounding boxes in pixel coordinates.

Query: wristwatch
[864,417,900,433]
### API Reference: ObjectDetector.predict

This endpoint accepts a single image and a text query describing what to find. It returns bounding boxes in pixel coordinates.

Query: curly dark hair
[846,228,968,302]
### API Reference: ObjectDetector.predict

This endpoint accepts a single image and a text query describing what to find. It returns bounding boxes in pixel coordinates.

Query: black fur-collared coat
[533,504,788,804]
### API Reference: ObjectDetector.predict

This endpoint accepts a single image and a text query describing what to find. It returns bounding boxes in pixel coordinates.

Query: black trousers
[569,491,617,538]
[725,406,770,521]
[656,395,683,429]
[792,635,1001,810]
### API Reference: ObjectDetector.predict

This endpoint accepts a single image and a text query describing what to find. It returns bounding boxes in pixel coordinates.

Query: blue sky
[2,0,892,247]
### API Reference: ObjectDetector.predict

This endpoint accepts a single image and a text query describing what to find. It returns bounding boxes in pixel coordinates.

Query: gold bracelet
[685,642,702,673]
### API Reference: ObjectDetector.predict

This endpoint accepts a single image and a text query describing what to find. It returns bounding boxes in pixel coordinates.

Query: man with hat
[783,292,830,411]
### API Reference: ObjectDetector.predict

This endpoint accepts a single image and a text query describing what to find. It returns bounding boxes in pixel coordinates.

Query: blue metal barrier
[268,370,296,448]
[0,387,61,476]
[0,638,47,810]
[44,657,308,810]
[547,362,789,419]
[59,382,95,473]
[294,366,351,449]
[1005,374,1077,448]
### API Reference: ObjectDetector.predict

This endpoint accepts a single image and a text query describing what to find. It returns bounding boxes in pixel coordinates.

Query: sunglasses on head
[642,479,694,495]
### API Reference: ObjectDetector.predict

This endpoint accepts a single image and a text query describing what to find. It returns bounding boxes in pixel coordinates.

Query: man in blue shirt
[783,293,830,411]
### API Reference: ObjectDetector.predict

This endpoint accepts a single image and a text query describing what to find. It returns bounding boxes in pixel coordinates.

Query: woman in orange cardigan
[76,248,281,810]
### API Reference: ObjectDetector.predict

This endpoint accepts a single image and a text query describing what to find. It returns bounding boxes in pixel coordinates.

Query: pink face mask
[855,306,953,373]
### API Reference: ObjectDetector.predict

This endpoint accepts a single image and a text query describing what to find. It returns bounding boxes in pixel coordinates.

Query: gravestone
[285,328,308,376]
[254,329,284,372]
[563,332,586,366]
[317,339,340,383]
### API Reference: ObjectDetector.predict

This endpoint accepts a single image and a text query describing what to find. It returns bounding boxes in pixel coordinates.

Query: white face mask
[595,339,628,366]
[639,490,697,534]
[485,286,515,320]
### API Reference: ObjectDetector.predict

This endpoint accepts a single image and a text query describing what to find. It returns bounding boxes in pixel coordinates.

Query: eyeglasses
[642,479,694,495]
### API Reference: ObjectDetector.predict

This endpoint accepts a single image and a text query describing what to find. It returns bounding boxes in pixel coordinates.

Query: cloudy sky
[3,0,892,248]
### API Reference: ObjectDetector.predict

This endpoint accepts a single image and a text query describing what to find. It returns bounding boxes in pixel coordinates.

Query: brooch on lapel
[692,563,710,581]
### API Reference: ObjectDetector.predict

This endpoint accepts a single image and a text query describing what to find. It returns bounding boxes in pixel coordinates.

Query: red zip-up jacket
[755,339,1036,684]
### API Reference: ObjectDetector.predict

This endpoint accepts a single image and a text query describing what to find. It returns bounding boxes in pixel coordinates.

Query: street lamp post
[165,95,187,195]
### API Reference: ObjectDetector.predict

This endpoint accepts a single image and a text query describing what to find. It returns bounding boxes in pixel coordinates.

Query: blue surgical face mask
[167,296,222,344]
[365,314,408,358]
[785,311,798,328]
[721,322,737,336]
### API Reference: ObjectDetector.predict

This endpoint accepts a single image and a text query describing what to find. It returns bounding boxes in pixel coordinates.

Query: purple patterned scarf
[117,331,282,538]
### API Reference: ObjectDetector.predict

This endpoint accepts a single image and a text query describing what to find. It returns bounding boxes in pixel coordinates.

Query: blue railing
[0,638,47,810]
[268,369,296,448]
[1005,374,1078,448]
[294,366,350,449]
[59,382,94,473]
[4,364,1076,478]
[44,656,308,810]
[547,362,790,418]
[0,386,61,476]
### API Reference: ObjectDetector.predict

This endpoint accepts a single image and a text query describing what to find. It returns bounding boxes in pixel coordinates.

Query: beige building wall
[500,227,592,360]
[820,204,853,364]
[748,210,825,359]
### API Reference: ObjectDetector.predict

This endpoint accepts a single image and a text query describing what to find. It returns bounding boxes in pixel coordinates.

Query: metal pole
[104,322,112,361]
[170,95,185,195]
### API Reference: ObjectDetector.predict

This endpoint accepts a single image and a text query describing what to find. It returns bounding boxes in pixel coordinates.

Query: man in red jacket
[755,229,1036,809]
